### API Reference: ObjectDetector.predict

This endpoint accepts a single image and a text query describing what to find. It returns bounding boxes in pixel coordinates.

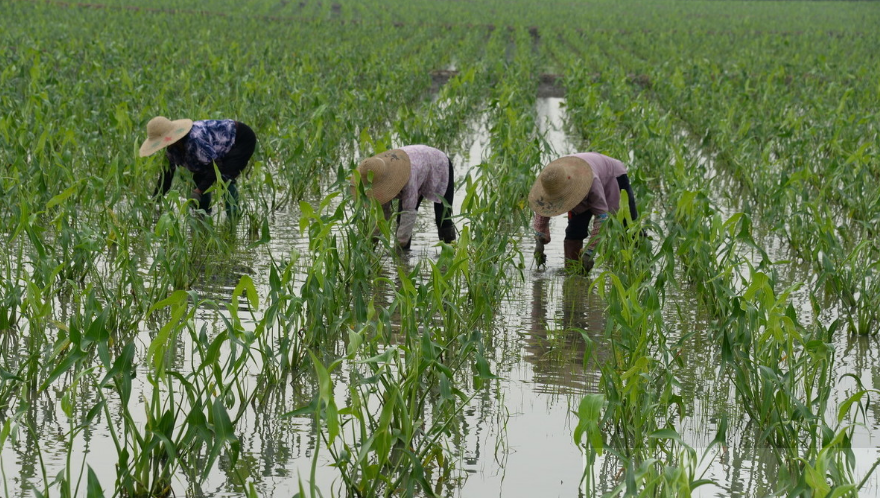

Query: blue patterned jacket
[166,119,237,171]
[159,119,237,193]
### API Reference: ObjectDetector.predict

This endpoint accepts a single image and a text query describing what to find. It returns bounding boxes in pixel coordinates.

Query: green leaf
[804,463,830,497]
[47,184,77,209]
[743,271,769,302]
[232,274,259,310]
[310,351,334,403]
[86,466,105,498]
[837,390,868,424]
[247,217,272,249]
[147,290,190,315]
[84,400,106,426]
[147,302,187,371]
[202,400,240,480]
[0,419,9,448]
[39,348,85,392]
[648,428,683,443]
[359,346,398,365]
[574,394,605,454]
[827,485,857,498]
[0,369,23,382]
[98,343,135,387]
[577,394,604,426]
[473,352,498,379]
[346,328,363,357]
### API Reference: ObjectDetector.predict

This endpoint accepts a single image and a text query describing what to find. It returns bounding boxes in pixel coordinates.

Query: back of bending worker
[529,152,638,272]
[140,116,257,217]
[354,145,457,250]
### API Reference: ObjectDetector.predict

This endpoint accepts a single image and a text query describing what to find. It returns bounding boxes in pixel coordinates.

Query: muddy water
[5,99,880,497]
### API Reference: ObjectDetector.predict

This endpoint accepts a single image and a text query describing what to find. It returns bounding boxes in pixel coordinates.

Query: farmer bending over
[139,116,256,217]
[354,145,457,250]
[530,153,638,273]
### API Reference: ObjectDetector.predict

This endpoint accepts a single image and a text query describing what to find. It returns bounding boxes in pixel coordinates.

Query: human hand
[581,254,595,274]
[534,237,547,267]
[535,251,547,267]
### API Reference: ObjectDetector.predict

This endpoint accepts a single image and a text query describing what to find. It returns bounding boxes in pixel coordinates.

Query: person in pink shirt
[529,153,639,272]
[354,145,456,250]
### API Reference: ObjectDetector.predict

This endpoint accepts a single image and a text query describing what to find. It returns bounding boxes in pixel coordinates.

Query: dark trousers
[565,174,637,240]
[193,122,256,213]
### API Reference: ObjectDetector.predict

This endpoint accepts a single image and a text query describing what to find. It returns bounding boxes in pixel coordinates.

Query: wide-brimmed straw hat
[354,149,412,204]
[139,116,194,157]
[528,156,594,217]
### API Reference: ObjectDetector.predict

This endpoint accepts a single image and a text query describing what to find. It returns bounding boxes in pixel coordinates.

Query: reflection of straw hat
[139,116,193,157]
[354,149,412,204]
[528,156,594,217]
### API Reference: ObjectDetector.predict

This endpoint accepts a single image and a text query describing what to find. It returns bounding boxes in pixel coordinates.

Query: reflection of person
[529,153,638,272]
[354,145,456,250]
[140,116,257,217]
[527,276,606,393]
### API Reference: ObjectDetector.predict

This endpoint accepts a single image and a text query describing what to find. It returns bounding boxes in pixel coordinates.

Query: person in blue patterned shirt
[139,116,257,216]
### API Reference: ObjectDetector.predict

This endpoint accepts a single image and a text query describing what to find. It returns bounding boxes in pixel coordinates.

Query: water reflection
[527,275,604,395]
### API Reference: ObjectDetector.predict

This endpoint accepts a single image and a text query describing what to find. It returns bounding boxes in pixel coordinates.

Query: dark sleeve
[154,162,176,197]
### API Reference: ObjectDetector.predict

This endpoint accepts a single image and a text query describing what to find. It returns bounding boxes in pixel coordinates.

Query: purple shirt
[388,145,450,245]
[569,153,628,216]
[532,153,628,251]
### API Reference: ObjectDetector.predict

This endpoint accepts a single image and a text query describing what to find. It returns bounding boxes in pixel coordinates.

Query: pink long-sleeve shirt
[532,153,628,251]
[382,145,449,245]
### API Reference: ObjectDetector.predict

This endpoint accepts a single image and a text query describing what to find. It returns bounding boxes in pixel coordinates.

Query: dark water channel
[4,98,880,497]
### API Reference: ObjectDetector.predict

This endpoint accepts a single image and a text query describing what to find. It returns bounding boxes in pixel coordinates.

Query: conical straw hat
[528,156,594,217]
[354,149,412,204]
[139,116,194,157]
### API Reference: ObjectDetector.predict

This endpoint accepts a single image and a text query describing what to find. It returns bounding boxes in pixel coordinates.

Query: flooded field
[2,0,880,496]
[4,96,879,497]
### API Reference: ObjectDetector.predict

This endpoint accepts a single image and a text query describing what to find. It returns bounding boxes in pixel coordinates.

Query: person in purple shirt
[354,145,456,250]
[529,153,639,273]
[139,116,257,216]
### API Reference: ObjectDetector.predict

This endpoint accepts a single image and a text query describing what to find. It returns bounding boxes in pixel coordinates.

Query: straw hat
[139,116,194,157]
[528,156,594,217]
[354,149,412,204]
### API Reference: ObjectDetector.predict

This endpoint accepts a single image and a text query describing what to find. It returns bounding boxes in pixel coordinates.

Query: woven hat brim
[138,119,193,157]
[528,156,594,217]
[358,149,412,204]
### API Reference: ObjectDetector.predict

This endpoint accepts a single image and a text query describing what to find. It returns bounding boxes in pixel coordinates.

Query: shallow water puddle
[536,96,578,159]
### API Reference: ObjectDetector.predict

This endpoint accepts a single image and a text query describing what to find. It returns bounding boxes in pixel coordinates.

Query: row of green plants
[0,4,564,495]
[550,24,875,495]
[597,25,880,335]
[3,0,880,495]
[74,0,880,34]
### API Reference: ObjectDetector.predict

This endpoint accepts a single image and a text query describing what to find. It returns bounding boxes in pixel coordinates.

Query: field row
[1,0,879,496]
